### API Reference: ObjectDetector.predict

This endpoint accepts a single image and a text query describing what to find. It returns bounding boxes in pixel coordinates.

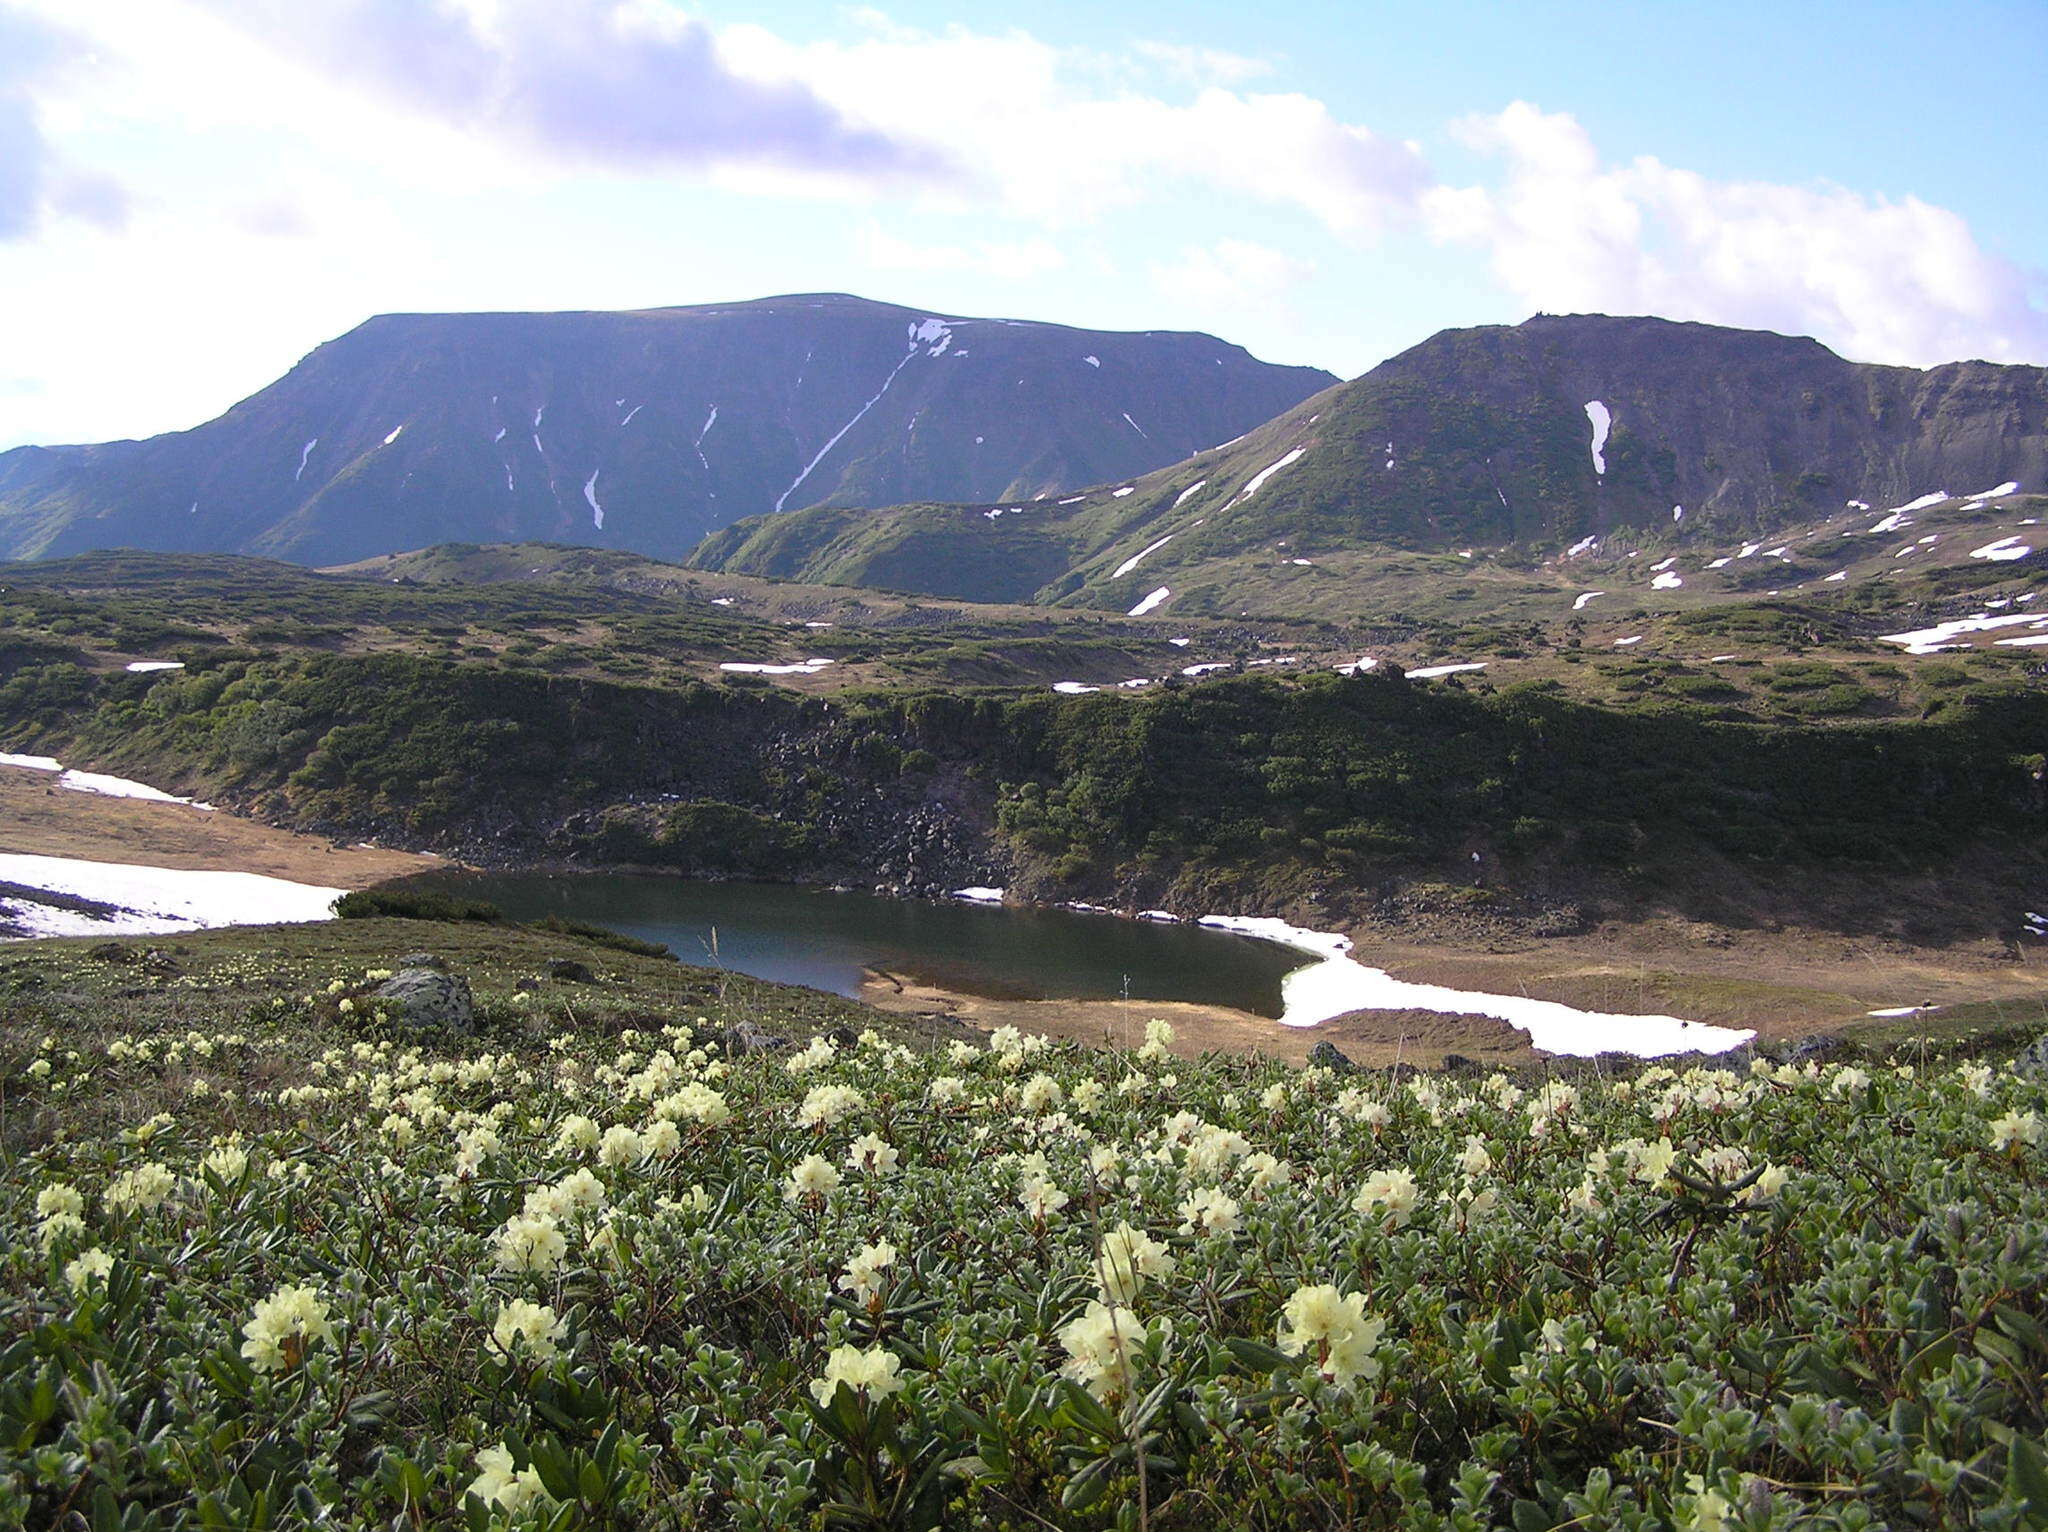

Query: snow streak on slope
[1113,534,1176,579]
[1584,401,1611,475]
[584,470,605,530]
[775,347,920,513]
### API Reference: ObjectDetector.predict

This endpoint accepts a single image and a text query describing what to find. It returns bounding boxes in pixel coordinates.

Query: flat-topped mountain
[0,293,1333,565]
[690,313,2045,606]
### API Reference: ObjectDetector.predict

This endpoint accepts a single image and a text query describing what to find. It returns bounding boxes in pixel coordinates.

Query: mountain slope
[0,293,1332,565]
[689,314,2046,608]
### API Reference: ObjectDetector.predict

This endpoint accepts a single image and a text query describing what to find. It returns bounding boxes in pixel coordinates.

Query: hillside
[690,313,2047,614]
[0,294,1332,565]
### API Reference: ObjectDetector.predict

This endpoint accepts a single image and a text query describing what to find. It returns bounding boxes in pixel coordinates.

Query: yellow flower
[1991,1110,2043,1152]
[785,1153,842,1200]
[1352,1167,1418,1227]
[64,1247,115,1292]
[810,1344,905,1406]
[240,1284,336,1373]
[1058,1299,1163,1401]
[1093,1221,1175,1304]
[494,1213,568,1273]
[845,1132,899,1176]
[837,1240,898,1303]
[1277,1283,1384,1388]
[489,1299,567,1363]
[468,1445,547,1515]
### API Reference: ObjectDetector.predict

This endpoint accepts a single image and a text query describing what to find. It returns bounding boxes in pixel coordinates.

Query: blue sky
[0,0,2042,448]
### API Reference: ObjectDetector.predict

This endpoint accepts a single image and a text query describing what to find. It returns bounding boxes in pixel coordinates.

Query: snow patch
[1566,535,1599,558]
[1583,401,1611,475]
[1334,656,1379,675]
[1083,355,1100,368]
[950,886,1004,903]
[1121,412,1149,438]
[1172,480,1208,508]
[1229,447,1306,507]
[1650,557,1677,572]
[1128,587,1172,617]
[1824,570,1848,582]
[776,346,920,512]
[1879,613,2042,653]
[1112,486,1136,498]
[295,438,318,481]
[381,425,404,446]
[1195,914,1750,1052]
[620,404,644,426]
[1404,662,1486,679]
[0,853,343,940]
[1572,591,1603,610]
[125,661,184,673]
[1969,481,2021,501]
[719,658,835,676]
[1113,534,1175,579]
[1613,635,1643,646]
[1052,682,1099,694]
[1672,505,1684,522]
[1652,572,1683,590]
[583,470,605,530]
[1181,662,1232,677]
[1971,536,2032,562]
[1707,557,1731,568]
[0,753,61,772]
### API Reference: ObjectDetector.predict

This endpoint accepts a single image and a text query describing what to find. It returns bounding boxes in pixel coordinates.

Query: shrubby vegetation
[6,988,2048,1528]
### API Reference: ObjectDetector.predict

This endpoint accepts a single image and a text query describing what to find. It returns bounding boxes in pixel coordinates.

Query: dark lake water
[425,873,1307,1018]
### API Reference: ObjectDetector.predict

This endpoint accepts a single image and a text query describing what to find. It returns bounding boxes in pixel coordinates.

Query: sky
[1,0,2043,450]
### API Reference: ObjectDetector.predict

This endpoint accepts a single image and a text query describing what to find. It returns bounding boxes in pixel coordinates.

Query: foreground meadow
[4,961,2047,1529]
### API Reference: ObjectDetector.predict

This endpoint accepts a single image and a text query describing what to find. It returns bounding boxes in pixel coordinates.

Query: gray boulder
[372,966,475,1033]
[1306,1039,1357,1074]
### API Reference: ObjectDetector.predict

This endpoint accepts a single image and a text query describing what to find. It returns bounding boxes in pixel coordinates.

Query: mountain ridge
[0,292,1334,565]
[690,312,2046,608]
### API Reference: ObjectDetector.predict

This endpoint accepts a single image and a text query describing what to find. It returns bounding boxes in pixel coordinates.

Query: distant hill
[690,314,2047,606]
[0,293,1333,565]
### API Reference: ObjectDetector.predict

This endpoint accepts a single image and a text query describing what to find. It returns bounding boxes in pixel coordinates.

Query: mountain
[689,313,2047,607]
[0,293,1333,565]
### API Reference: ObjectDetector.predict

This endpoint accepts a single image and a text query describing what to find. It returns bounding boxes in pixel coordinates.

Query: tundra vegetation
[3,923,2047,1529]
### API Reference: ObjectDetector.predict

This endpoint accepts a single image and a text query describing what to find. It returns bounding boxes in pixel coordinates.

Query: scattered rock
[826,1024,859,1050]
[546,958,596,983]
[514,976,541,993]
[87,942,135,964]
[1781,1033,1844,1065]
[2011,1033,2048,1082]
[372,966,475,1033]
[717,1019,790,1055]
[396,952,447,972]
[1306,1039,1357,1073]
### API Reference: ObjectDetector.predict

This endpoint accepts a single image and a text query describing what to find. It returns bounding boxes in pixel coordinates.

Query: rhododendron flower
[489,1299,567,1363]
[1093,1221,1175,1303]
[1059,1300,1164,1400]
[1277,1283,1384,1388]
[837,1240,897,1302]
[468,1445,547,1515]
[36,1184,84,1220]
[845,1132,899,1175]
[495,1212,568,1273]
[799,1084,865,1128]
[1020,1073,1063,1114]
[1177,1185,1241,1237]
[786,1153,842,1200]
[810,1344,905,1405]
[1352,1167,1418,1226]
[64,1247,114,1291]
[240,1284,336,1372]
[1137,1018,1175,1062]
[598,1124,642,1166]
[105,1162,177,1215]
[1991,1110,2043,1151]
[553,1114,601,1153]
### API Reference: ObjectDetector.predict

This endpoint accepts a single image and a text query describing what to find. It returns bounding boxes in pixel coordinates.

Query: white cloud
[1130,40,1276,86]
[1427,101,2048,366]
[718,18,1428,236]
[1149,239,1315,310]
[857,224,1066,280]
